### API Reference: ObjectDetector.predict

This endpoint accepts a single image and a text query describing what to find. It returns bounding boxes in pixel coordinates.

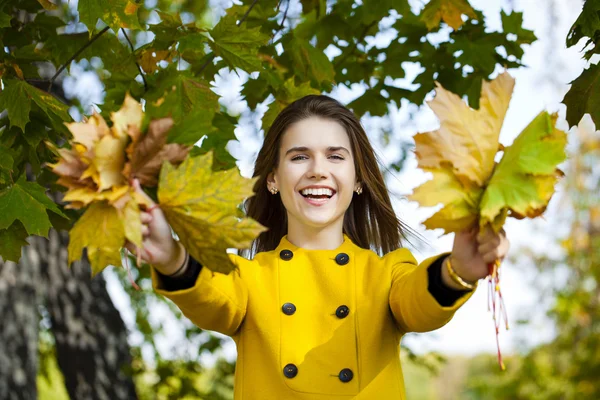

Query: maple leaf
[123,117,191,187]
[409,72,567,234]
[480,112,567,231]
[208,13,270,73]
[68,201,126,276]
[78,0,141,34]
[0,175,67,238]
[420,0,478,31]
[158,151,267,274]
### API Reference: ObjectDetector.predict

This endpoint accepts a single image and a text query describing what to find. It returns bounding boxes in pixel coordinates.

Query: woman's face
[267,116,360,231]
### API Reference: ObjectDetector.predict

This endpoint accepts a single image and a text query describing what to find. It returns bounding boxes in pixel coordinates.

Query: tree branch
[48,26,110,93]
[121,28,148,92]
[238,0,260,26]
[334,21,377,68]
[270,0,290,44]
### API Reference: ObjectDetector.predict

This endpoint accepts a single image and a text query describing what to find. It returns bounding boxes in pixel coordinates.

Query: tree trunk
[34,229,138,400]
[0,247,41,400]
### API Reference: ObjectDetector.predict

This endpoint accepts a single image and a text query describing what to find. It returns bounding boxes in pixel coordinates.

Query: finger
[482,248,501,263]
[132,178,157,211]
[141,224,150,237]
[478,240,499,256]
[141,211,153,224]
[477,227,499,244]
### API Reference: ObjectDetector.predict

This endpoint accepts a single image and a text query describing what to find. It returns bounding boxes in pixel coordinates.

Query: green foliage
[563,0,600,127]
[563,62,600,127]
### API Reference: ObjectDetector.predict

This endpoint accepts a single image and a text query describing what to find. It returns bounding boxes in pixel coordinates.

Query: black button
[335,253,349,265]
[339,368,353,382]
[335,305,350,319]
[283,363,298,378]
[282,303,296,315]
[280,249,293,260]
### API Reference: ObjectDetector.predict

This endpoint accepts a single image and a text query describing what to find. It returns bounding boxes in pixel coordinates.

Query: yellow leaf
[415,72,515,187]
[63,185,129,209]
[36,0,57,10]
[114,191,143,247]
[410,73,567,234]
[68,202,125,276]
[158,152,267,274]
[409,168,482,234]
[421,0,478,31]
[93,134,128,190]
[111,93,143,141]
[138,49,176,74]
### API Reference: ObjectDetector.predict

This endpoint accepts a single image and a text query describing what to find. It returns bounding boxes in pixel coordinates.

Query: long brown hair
[242,94,413,258]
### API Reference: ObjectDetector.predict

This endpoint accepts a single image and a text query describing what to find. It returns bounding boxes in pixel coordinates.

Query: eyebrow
[284,146,350,156]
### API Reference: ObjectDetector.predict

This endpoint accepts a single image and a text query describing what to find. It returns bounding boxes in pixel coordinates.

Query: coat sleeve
[151,253,248,337]
[388,249,476,334]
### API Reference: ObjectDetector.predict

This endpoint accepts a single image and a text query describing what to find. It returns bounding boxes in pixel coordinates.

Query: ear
[354,181,362,191]
[266,171,277,191]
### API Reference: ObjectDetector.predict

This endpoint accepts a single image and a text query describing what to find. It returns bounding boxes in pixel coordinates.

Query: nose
[307,155,328,180]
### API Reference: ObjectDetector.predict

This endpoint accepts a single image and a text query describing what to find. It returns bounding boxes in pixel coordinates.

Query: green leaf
[190,113,238,171]
[0,80,70,131]
[262,78,320,132]
[480,112,567,228]
[284,36,335,88]
[241,74,269,109]
[0,221,29,263]
[0,12,11,28]
[78,0,141,33]
[0,175,66,237]
[209,14,269,73]
[0,145,14,172]
[501,11,536,44]
[348,87,389,117]
[166,110,215,145]
[145,70,220,124]
[562,63,600,128]
[566,0,600,48]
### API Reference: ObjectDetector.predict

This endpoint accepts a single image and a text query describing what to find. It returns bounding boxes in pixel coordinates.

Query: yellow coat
[152,234,475,399]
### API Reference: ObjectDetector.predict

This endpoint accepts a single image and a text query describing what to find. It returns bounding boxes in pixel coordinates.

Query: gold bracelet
[446,256,476,290]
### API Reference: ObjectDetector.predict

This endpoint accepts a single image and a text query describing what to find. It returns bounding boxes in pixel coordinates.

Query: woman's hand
[124,179,186,275]
[444,225,510,287]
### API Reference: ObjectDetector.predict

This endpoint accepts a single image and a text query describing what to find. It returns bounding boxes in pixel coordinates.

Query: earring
[270,187,279,195]
[355,186,362,195]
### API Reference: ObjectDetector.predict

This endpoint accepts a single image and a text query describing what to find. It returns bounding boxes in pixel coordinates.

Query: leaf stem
[48,26,110,93]
[121,28,148,92]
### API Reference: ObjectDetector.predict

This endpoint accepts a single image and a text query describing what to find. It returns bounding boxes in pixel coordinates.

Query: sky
[100,0,590,366]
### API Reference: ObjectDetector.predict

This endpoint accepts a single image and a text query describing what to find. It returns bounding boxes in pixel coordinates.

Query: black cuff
[157,254,203,291]
[427,255,473,307]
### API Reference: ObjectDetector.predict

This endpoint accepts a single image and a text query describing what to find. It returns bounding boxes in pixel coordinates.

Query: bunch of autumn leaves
[50,95,265,277]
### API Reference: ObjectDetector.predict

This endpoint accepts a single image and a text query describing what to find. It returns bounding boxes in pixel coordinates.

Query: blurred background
[1,0,598,399]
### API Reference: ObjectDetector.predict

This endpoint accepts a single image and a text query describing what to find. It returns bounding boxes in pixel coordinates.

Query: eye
[329,154,345,160]
[291,155,308,161]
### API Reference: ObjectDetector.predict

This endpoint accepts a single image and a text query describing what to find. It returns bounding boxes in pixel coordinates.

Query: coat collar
[275,233,357,256]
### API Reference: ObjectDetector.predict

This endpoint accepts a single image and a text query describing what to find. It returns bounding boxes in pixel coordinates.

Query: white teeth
[301,188,334,196]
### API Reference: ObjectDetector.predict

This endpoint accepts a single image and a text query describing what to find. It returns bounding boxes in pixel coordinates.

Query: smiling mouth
[299,191,335,206]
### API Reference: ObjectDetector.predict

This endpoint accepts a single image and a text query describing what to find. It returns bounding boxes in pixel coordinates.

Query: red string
[487,259,507,370]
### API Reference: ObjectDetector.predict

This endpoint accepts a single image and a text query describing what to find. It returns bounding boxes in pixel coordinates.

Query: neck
[286,219,344,250]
